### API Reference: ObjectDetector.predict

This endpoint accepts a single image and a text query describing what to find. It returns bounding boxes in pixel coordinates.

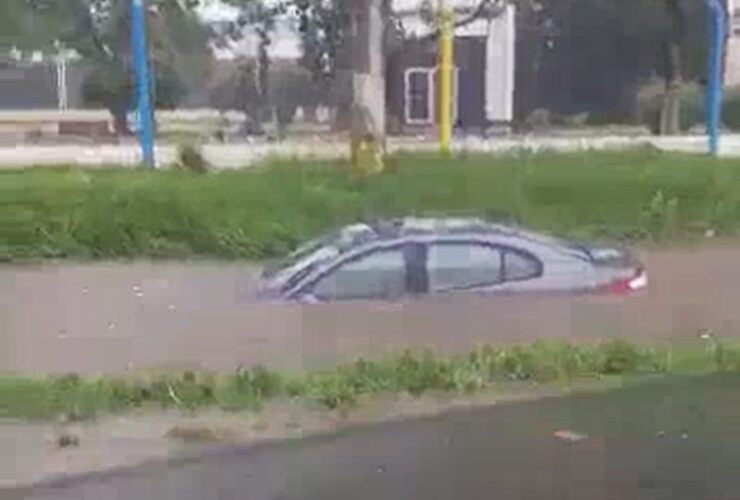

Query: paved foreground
[5,374,740,500]
[3,241,740,374]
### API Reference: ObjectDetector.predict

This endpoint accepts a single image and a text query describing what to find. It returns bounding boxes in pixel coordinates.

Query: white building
[725,0,740,85]
[390,0,516,128]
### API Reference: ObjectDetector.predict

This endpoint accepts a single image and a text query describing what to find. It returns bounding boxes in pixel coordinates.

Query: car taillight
[601,268,648,295]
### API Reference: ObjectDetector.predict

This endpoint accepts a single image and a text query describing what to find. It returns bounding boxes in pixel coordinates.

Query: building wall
[0,60,57,110]
[387,5,516,134]
[0,59,88,111]
[386,37,487,133]
[726,0,740,86]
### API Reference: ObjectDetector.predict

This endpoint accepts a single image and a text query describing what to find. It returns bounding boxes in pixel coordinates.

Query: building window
[405,68,434,124]
[404,67,459,125]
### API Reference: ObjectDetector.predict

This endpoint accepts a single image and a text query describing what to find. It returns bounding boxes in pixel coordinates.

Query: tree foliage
[2,0,212,132]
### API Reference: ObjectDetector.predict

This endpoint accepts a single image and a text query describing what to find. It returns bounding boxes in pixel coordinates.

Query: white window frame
[403,66,460,125]
[404,67,436,125]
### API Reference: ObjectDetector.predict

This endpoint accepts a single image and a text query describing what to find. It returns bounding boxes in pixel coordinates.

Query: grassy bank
[3,150,740,261]
[1,339,736,421]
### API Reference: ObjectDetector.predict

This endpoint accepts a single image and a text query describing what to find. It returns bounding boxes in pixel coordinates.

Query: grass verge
[1,338,736,421]
[3,150,740,261]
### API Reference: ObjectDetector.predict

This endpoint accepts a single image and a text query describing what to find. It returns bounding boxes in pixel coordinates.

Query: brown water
[2,242,740,375]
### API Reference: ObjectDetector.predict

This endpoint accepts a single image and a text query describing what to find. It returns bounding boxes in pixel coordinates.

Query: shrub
[598,339,641,374]
[176,143,209,173]
[636,81,703,134]
[640,190,680,241]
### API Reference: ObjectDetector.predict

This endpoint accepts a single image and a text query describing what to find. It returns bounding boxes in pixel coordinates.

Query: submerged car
[258,218,647,302]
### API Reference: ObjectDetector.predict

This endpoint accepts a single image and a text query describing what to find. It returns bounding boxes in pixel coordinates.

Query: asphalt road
[5,374,740,500]
[4,242,740,374]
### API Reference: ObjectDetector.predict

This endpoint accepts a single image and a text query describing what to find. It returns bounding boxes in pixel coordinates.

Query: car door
[426,240,504,293]
[425,240,543,294]
[298,244,410,301]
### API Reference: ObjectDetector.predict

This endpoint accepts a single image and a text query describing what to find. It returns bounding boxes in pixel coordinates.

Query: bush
[598,339,641,374]
[176,143,209,174]
[636,81,703,134]
[640,190,680,241]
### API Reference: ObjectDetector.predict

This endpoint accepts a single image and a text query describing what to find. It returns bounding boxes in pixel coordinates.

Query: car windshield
[263,224,378,280]
[261,232,341,279]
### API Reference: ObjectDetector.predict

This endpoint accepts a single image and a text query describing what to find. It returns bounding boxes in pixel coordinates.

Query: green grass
[3,149,740,261]
[2,338,738,421]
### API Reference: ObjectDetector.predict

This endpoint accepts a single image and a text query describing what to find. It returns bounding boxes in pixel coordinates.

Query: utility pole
[131,0,155,168]
[437,0,454,155]
[705,0,726,157]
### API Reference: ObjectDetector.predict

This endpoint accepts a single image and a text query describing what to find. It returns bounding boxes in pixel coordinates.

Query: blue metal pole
[706,0,726,157]
[131,0,155,167]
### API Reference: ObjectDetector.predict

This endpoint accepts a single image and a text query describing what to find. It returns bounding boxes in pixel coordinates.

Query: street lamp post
[705,0,726,157]
[437,0,454,155]
[131,0,155,168]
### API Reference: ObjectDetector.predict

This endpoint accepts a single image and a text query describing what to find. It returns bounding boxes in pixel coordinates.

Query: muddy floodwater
[2,242,740,374]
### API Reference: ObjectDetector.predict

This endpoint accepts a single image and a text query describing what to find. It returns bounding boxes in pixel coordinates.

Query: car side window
[427,242,503,291]
[503,251,541,281]
[311,246,406,300]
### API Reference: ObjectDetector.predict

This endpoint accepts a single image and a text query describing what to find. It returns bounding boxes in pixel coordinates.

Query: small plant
[392,350,447,396]
[306,373,359,409]
[176,143,209,173]
[708,198,737,236]
[3,339,740,420]
[598,339,641,374]
[641,190,679,241]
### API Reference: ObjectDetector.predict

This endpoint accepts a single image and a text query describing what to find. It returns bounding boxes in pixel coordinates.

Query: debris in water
[553,430,588,443]
[698,328,714,340]
[107,321,116,331]
[167,304,176,312]
[57,432,80,449]
[82,287,89,295]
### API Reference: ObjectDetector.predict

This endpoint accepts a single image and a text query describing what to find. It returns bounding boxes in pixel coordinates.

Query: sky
[196,0,302,60]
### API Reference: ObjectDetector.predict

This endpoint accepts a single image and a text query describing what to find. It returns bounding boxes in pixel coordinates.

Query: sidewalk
[0,134,734,169]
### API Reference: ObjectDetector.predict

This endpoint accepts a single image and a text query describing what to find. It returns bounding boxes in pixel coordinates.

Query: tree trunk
[111,100,132,136]
[659,0,685,135]
[347,0,386,173]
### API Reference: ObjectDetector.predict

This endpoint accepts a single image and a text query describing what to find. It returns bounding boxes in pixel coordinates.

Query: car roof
[367,217,570,248]
[301,218,591,263]
[262,218,594,294]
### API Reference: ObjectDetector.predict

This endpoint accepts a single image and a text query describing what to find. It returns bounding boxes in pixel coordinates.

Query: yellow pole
[437,0,453,155]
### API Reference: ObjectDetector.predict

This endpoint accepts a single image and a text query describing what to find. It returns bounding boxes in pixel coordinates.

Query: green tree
[11,0,212,133]
[219,0,284,129]
[0,0,71,50]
